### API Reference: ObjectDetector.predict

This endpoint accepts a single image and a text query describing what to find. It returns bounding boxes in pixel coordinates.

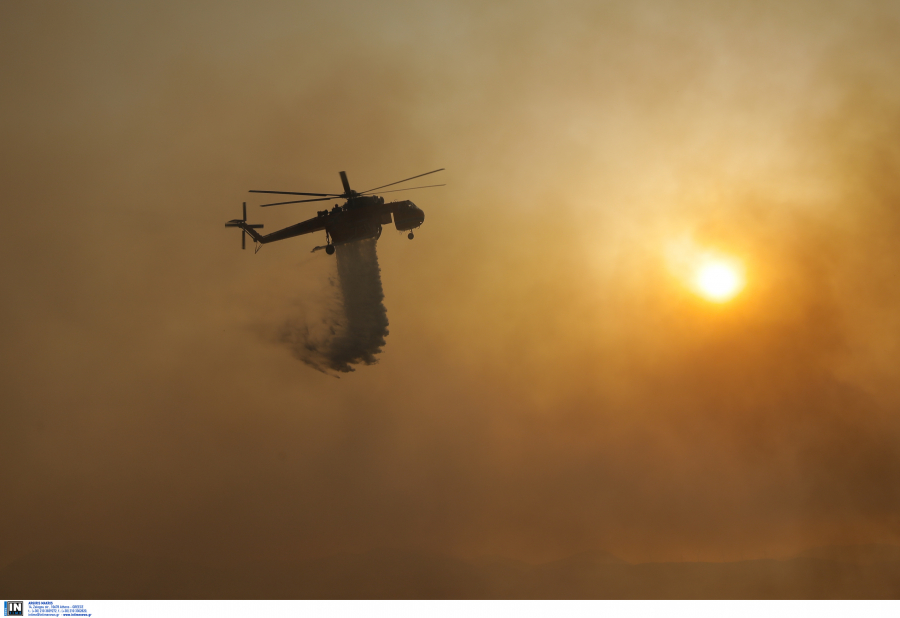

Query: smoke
[279,238,390,374]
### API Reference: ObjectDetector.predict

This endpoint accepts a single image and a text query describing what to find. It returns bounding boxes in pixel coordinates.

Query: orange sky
[2,0,900,567]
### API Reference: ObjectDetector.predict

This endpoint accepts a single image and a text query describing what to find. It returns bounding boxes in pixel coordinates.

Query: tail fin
[225,202,264,250]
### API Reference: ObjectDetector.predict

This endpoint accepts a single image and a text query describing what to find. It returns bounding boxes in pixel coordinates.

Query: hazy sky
[2,0,900,567]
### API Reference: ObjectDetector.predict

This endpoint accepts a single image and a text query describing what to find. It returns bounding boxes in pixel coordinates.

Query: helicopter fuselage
[237,196,425,248]
[228,168,440,252]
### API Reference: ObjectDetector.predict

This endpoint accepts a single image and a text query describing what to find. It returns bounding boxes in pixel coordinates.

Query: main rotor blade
[249,190,343,197]
[359,168,444,194]
[260,196,336,207]
[368,183,446,195]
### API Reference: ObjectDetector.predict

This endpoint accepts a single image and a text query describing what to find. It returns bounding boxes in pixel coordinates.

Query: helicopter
[225,168,444,254]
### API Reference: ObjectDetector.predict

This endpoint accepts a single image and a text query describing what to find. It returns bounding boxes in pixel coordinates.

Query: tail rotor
[225,202,264,250]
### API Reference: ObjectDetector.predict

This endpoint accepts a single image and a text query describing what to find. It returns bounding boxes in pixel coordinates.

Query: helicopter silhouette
[225,168,444,254]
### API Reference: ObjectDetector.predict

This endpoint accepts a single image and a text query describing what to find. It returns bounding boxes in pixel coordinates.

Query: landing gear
[325,244,335,255]
[408,232,414,240]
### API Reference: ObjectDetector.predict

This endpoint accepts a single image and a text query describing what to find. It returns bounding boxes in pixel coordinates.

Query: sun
[663,237,747,303]
[695,260,744,303]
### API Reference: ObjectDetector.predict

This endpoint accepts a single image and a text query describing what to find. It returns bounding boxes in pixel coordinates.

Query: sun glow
[695,260,744,303]
[665,237,746,304]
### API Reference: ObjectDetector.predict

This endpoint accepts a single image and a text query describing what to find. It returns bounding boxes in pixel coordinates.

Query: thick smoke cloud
[4,0,900,582]
[280,238,389,373]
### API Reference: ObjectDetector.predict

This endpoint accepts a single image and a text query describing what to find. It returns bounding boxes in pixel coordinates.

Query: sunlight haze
[2,1,900,590]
